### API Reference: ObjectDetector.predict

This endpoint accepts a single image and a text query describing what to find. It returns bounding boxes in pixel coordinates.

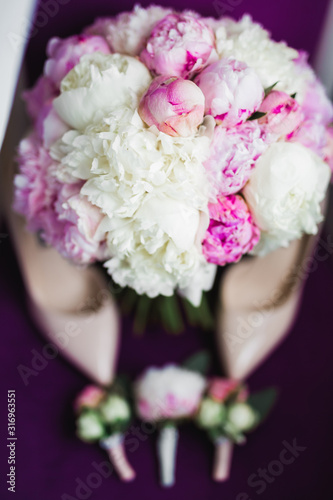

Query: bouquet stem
[157,425,179,487]
[213,437,233,482]
[100,434,136,482]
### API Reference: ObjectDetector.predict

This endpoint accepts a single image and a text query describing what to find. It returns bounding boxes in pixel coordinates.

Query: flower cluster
[75,385,131,442]
[196,378,257,442]
[15,5,332,303]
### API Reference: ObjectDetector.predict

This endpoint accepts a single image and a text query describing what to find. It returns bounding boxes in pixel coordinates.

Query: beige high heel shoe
[0,69,120,386]
[217,224,326,380]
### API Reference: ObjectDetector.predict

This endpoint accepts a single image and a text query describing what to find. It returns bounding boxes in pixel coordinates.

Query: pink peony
[140,13,217,79]
[36,103,69,148]
[294,51,333,124]
[202,194,260,266]
[288,119,328,159]
[302,77,333,126]
[138,76,205,137]
[14,134,108,265]
[23,76,57,123]
[74,385,106,412]
[13,135,59,231]
[204,121,270,197]
[323,127,333,174]
[44,34,111,88]
[54,183,109,264]
[258,90,304,136]
[195,58,264,127]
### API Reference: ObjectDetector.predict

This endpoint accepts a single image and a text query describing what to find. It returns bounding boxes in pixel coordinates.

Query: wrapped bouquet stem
[75,383,136,482]
[100,434,136,482]
[213,437,234,482]
[157,424,179,487]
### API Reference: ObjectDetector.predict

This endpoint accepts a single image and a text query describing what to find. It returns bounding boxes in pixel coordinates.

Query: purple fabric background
[1,1,333,499]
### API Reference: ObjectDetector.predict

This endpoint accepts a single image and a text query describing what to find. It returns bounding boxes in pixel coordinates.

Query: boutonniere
[74,381,136,482]
[195,378,277,481]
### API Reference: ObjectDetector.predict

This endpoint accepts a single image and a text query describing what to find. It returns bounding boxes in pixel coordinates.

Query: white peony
[99,395,130,423]
[212,15,312,100]
[243,142,330,256]
[52,108,213,302]
[85,5,172,56]
[53,53,151,130]
[135,364,207,421]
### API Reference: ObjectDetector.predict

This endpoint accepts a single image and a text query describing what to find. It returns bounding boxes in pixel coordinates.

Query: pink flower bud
[140,13,217,79]
[258,90,304,136]
[195,58,264,127]
[288,119,327,158]
[139,76,205,137]
[302,78,333,125]
[74,385,106,412]
[208,378,240,402]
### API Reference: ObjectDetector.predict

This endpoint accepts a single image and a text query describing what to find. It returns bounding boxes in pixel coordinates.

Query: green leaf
[247,111,267,121]
[158,295,184,334]
[207,428,223,442]
[182,293,215,331]
[290,92,297,99]
[182,350,210,375]
[111,375,132,398]
[264,81,279,97]
[181,298,199,326]
[247,387,278,424]
[197,293,215,330]
[119,288,138,315]
[133,295,151,335]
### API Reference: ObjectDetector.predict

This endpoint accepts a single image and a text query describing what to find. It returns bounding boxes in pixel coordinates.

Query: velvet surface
[1,1,332,498]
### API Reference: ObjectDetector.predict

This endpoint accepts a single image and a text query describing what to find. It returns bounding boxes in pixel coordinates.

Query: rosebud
[208,378,240,402]
[227,403,257,432]
[77,411,105,441]
[99,395,131,423]
[197,398,226,428]
[74,385,106,412]
[139,76,205,137]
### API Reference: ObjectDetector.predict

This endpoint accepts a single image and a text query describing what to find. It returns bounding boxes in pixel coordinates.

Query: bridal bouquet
[14,4,333,308]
